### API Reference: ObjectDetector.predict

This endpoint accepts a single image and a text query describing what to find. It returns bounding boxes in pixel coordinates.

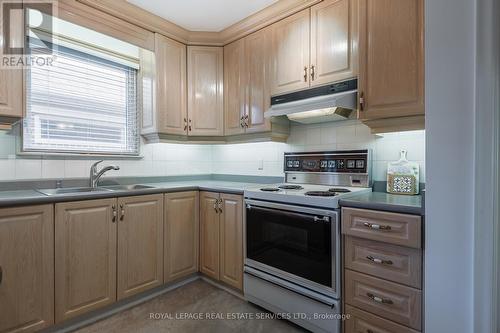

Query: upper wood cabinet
[310,0,358,87]
[224,26,288,138]
[271,0,357,95]
[164,191,199,283]
[224,39,247,136]
[154,33,187,136]
[0,16,23,124]
[271,9,311,95]
[187,46,224,136]
[0,205,54,333]
[117,195,164,300]
[357,0,424,122]
[245,27,273,134]
[55,199,117,323]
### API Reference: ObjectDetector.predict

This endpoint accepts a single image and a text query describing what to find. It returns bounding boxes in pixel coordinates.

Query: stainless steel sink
[101,184,157,191]
[36,187,112,196]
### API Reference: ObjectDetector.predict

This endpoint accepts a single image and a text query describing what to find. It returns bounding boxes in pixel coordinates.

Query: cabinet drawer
[345,270,422,330]
[345,305,420,333]
[342,208,421,248]
[345,237,422,288]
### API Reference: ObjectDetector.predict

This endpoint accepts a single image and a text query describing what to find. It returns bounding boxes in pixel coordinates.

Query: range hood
[265,78,358,124]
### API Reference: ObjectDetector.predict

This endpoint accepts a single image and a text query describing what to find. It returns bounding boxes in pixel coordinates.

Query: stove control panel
[284,150,369,174]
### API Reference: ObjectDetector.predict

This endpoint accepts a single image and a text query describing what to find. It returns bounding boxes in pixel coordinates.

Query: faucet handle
[90,160,104,170]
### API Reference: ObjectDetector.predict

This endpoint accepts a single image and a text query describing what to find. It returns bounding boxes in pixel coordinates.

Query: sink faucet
[89,160,120,188]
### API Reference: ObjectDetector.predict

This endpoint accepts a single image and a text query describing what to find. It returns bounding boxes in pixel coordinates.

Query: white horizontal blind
[24,38,139,155]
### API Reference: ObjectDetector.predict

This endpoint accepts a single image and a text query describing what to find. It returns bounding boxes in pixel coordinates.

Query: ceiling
[126,0,278,32]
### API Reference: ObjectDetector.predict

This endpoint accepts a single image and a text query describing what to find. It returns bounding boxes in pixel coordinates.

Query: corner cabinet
[357,0,425,132]
[0,205,54,333]
[164,191,199,283]
[199,192,244,291]
[187,46,224,137]
[270,0,358,95]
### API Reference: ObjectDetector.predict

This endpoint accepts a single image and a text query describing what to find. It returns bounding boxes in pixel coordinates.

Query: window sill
[16,151,143,160]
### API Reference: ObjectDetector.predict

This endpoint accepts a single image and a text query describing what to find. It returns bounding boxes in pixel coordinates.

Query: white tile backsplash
[0,121,425,182]
[211,121,425,182]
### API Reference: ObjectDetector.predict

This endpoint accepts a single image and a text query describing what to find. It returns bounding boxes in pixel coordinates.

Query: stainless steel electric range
[243,150,372,333]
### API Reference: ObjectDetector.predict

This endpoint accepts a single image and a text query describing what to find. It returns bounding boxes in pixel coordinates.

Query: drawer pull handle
[366,256,393,265]
[363,222,391,230]
[367,292,393,304]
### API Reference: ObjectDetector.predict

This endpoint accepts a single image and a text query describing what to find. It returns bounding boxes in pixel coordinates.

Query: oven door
[245,199,340,298]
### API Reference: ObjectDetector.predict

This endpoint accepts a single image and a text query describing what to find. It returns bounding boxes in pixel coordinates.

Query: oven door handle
[313,216,330,223]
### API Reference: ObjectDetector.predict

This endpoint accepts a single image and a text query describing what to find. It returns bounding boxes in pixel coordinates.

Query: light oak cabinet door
[0,11,22,121]
[55,199,117,322]
[155,33,187,135]
[224,39,246,136]
[0,205,54,333]
[164,191,199,283]
[245,27,272,133]
[310,0,358,87]
[199,191,220,280]
[271,9,311,95]
[117,195,163,300]
[219,193,244,290]
[187,46,224,136]
[358,0,424,120]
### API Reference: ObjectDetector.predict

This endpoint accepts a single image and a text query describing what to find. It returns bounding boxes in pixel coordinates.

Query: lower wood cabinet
[219,193,244,290]
[164,191,199,282]
[117,194,164,300]
[200,191,221,280]
[0,205,54,333]
[55,195,164,322]
[55,198,117,322]
[342,207,423,332]
[200,191,244,291]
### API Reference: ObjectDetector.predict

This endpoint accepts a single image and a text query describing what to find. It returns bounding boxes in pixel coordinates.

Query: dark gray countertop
[339,191,424,215]
[0,179,270,208]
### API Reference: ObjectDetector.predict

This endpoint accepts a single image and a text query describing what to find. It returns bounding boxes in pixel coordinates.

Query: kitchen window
[22,13,140,156]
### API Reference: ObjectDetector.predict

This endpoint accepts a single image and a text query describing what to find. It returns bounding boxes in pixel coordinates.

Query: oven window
[246,206,332,287]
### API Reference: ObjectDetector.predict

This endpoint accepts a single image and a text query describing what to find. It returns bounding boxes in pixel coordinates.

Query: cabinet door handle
[367,292,393,305]
[120,204,125,221]
[244,115,249,128]
[240,116,245,128]
[363,222,391,231]
[218,198,223,213]
[0,266,3,286]
[310,65,315,81]
[112,205,117,223]
[189,119,192,132]
[366,255,393,265]
[303,66,308,82]
[213,200,218,213]
[184,118,188,131]
[359,92,365,111]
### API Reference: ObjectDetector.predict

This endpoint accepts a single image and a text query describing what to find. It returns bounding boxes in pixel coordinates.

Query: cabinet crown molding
[77,0,321,46]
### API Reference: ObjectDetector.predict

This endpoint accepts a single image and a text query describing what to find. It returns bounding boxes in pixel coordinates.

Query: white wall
[212,121,425,182]
[425,0,476,331]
